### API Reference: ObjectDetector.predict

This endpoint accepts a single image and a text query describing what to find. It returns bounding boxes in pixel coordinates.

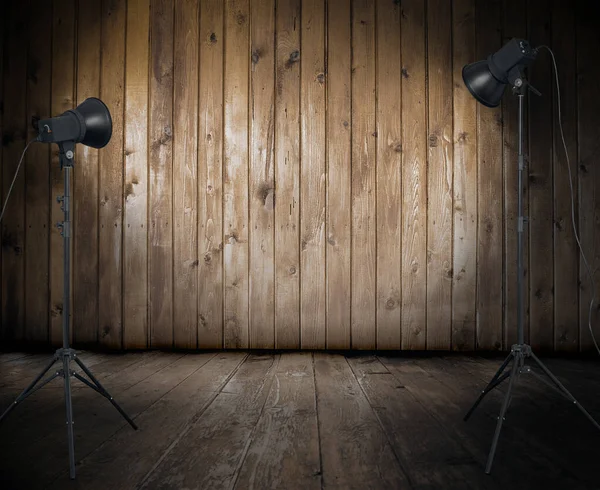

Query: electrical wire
[0,137,38,224]
[537,45,600,356]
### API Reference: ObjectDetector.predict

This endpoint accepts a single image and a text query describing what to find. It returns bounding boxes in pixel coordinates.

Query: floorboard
[0,351,598,489]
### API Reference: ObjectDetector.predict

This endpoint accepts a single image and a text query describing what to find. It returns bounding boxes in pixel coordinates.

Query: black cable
[0,137,38,223]
[537,45,600,356]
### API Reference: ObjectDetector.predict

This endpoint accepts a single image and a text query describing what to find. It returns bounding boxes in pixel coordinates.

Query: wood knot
[458,131,468,143]
[401,67,409,79]
[204,253,211,263]
[285,50,300,69]
[316,72,325,84]
[327,235,336,246]
[289,266,296,275]
[393,143,402,153]
[343,121,349,128]
[210,32,217,43]
[236,12,246,25]
[429,134,438,147]
[252,48,261,64]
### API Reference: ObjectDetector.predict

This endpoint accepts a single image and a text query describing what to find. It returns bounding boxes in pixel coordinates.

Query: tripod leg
[73,356,138,430]
[485,355,520,474]
[464,353,513,421]
[0,356,57,423]
[63,356,76,479]
[530,352,600,432]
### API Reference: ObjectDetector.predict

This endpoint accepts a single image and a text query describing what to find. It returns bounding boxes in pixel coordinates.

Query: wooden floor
[0,351,599,489]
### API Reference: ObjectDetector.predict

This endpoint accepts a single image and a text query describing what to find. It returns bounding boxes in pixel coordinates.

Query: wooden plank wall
[1,0,599,352]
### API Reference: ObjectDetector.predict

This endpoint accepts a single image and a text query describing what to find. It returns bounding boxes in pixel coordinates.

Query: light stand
[462,72,600,474]
[0,125,137,479]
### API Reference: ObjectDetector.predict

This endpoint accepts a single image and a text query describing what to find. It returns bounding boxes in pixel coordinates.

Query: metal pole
[62,164,71,350]
[62,162,76,478]
[517,93,525,346]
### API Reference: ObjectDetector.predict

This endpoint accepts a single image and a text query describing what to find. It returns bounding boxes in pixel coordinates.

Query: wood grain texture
[313,353,409,488]
[375,0,402,350]
[123,0,150,349]
[275,0,301,349]
[528,0,554,351]
[1,1,28,342]
[427,0,453,350]
[249,0,276,349]
[224,0,250,349]
[452,0,478,351]
[0,0,3,341]
[552,0,579,352]
[98,0,126,349]
[198,0,225,349]
[74,0,101,345]
[502,0,529,347]
[149,0,174,348]
[234,353,320,489]
[476,0,503,350]
[401,0,427,350]
[24,0,51,343]
[300,0,326,350]
[2,1,599,353]
[49,353,246,490]
[173,0,199,349]
[325,0,352,350]
[49,0,75,345]
[576,0,600,352]
[140,354,278,489]
[351,0,376,350]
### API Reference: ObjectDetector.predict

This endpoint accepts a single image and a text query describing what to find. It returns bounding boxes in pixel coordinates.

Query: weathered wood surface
[1,351,599,489]
[0,0,598,352]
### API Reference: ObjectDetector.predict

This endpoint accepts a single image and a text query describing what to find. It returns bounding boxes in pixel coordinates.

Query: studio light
[37,97,112,149]
[461,38,600,475]
[0,97,136,480]
[462,38,538,107]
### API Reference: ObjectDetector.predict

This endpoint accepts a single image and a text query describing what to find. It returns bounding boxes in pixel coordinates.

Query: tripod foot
[73,356,138,430]
[464,352,513,422]
[485,356,520,474]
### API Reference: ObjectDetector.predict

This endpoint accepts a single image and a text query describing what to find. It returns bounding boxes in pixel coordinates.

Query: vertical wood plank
[528,0,554,351]
[351,0,376,350]
[476,0,503,350]
[25,0,51,343]
[50,0,75,345]
[173,0,199,349]
[576,0,600,352]
[375,0,401,350]
[275,0,301,349]
[426,0,453,350]
[123,0,150,349]
[198,0,224,348]
[149,0,174,348]
[300,0,326,349]
[249,0,275,348]
[503,0,529,348]
[74,0,101,345]
[452,0,477,351]
[1,1,28,342]
[224,0,250,348]
[325,0,351,350]
[99,0,126,349]
[0,2,3,341]
[552,0,578,352]
[401,0,427,349]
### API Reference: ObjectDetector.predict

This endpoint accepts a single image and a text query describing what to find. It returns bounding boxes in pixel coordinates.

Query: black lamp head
[37,97,112,149]
[462,38,538,107]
